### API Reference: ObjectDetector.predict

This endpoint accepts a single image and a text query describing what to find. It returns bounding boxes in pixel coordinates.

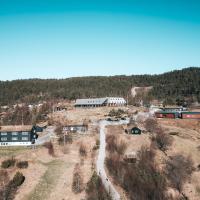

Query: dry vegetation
[86,171,112,200]
[105,116,199,200]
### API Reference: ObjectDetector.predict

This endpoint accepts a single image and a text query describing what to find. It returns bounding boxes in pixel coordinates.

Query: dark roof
[181,112,200,114]
[155,111,178,114]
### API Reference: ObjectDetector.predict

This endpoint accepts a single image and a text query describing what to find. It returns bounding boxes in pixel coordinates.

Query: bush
[144,118,158,133]
[165,154,195,193]
[152,128,173,153]
[86,171,112,200]
[72,164,84,193]
[106,134,127,156]
[96,138,100,146]
[108,109,125,118]
[79,143,87,157]
[1,158,16,169]
[2,172,25,200]
[16,161,28,169]
[11,172,25,187]
[106,146,169,200]
[43,141,55,156]
[55,123,63,135]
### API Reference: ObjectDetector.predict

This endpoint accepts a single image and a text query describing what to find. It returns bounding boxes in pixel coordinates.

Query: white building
[107,97,126,106]
[75,97,126,107]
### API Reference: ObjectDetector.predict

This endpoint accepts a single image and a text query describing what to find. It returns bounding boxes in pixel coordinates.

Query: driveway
[97,119,129,200]
[35,126,56,145]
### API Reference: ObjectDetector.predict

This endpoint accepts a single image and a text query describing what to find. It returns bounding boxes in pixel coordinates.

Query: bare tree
[144,118,158,133]
[106,134,127,156]
[43,141,55,156]
[79,143,87,157]
[152,128,173,154]
[165,154,195,195]
[0,170,9,200]
[72,164,84,193]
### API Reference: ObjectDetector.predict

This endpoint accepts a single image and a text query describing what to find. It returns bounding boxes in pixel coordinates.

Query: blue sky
[0,0,200,80]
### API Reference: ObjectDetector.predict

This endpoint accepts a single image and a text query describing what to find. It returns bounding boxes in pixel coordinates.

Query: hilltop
[0,67,199,105]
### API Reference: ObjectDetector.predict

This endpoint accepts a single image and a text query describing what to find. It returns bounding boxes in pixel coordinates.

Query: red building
[181,112,200,119]
[155,112,176,119]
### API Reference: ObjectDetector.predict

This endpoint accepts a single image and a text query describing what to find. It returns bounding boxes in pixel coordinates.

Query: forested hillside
[0,67,199,105]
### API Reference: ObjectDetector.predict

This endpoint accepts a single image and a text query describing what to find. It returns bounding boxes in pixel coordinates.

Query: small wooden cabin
[125,127,141,135]
[130,127,141,135]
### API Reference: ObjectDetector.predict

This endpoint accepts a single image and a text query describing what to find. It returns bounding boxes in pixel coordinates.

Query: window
[12,137,18,141]
[1,132,7,136]
[22,137,28,141]
[12,132,18,136]
[1,137,7,141]
[22,132,28,135]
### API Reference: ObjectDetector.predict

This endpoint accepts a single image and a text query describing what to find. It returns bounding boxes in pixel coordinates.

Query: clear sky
[0,0,200,80]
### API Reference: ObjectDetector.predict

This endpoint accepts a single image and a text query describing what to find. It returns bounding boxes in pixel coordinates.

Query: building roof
[36,121,48,128]
[155,111,178,114]
[181,112,200,114]
[0,125,33,132]
[75,98,108,106]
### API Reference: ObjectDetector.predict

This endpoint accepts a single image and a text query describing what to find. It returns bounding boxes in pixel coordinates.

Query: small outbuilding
[130,127,142,135]
[125,127,141,135]
[63,125,88,133]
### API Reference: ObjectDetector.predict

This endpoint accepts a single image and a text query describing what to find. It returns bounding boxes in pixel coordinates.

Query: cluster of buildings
[155,107,200,119]
[75,97,126,107]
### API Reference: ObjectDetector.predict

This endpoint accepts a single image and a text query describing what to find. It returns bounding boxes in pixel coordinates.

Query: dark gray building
[0,125,38,146]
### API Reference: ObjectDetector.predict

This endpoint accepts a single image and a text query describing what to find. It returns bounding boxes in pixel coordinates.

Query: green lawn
[24,159,70,200]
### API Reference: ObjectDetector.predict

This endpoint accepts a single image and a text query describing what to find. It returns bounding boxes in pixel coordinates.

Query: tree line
[0,67,199,106]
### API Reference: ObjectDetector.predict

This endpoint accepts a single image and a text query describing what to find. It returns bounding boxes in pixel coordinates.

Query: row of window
[1,137,29,141]
[0,142,30,146]
[0,132,29,136]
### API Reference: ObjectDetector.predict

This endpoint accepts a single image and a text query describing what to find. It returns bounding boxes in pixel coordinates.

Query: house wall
[181,113,200,119]
[107,97,126,106]
[155,113,176,119]
[0,128,37,146]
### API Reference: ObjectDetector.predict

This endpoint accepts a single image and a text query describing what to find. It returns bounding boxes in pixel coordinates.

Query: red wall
[182,114,200,119]
[155,113,175,118]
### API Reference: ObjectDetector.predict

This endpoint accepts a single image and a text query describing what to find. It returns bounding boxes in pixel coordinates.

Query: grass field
[23,159,69,200]
[0,146,33,157]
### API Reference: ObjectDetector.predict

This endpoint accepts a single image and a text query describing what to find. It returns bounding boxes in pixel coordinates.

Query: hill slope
[0,67,199,105]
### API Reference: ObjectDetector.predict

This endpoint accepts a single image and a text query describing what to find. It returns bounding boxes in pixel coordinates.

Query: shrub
[16,161,28,169]
[55,123,63,135]
[152,128,173,153]
[144,118,158,133]
[108,109,125,118]
[72,164,84,193]
[106,134,127,156]
[3,172,25,200]
[165,154,195,193]
[79,143,87,157]
[96,138,100,146]
[1,158,16,169]
[43,141,55,156]
[86,171,112,200]
[106,146,169,200]
[11,172,25,187]
[58,133,73,145]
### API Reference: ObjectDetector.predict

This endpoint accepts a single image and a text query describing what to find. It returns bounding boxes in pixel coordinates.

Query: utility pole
[22,108,24,126]
[127,93,129,106]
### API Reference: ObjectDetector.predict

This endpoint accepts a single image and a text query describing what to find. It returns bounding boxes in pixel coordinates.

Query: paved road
[35,126,56,145]
[97,119,129,200]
